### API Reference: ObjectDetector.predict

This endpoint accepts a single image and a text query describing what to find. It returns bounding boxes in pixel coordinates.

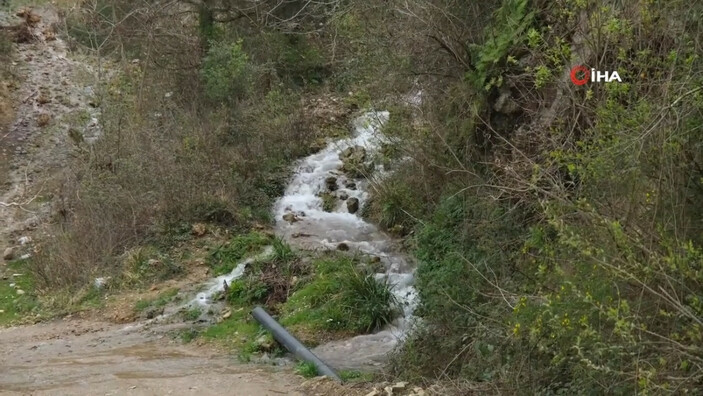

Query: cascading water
[147,111,418,369]
[274,111,418,370]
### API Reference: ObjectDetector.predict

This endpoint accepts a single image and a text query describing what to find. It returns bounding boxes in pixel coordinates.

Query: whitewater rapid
[274,111,418,369]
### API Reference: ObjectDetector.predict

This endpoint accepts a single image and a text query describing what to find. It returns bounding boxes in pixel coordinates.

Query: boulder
[341,145,366,162]
[3,247,14,261]
[337,191,349,200]
[282,213,298,223]
[347,197,360,214]
[191,223,207,236]
[337,243,349,251]
[325,176,338,191]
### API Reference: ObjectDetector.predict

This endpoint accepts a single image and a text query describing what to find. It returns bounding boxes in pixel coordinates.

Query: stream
[274,111,417,370]
[173,111,418,370]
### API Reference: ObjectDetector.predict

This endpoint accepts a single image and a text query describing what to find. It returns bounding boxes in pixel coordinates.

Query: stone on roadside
[191,223,207,236]
[3,247,14,261]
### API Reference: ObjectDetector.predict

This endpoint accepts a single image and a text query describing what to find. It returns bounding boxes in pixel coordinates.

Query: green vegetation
[209,231,272,275]
[13,0,702,392]
[280,254,397,335]
[134,288,179,313]
[295,361,318,378]
[182,307,202,321]
[339,370,375,383]
[200,39,250,102]
[202,243,396,357]
[0,260,40,325]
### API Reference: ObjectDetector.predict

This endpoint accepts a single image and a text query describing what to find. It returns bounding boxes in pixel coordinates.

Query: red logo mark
[570,65,590,85]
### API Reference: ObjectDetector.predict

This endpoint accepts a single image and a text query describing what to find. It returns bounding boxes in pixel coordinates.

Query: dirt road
[0,318,304,395]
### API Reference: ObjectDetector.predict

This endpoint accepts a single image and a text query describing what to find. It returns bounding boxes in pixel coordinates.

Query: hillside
[1,0,702,394]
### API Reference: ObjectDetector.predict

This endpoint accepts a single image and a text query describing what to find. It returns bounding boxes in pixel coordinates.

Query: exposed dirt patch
[0,318,306,395]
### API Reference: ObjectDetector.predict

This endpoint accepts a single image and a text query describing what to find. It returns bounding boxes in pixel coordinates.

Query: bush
[200,39,251,103]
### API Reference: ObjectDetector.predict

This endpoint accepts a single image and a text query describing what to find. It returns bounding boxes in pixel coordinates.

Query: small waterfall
[274,111,418,369]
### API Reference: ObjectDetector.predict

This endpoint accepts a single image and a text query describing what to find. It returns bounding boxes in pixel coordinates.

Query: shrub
[200,39,251,103]
[295,361,318,378]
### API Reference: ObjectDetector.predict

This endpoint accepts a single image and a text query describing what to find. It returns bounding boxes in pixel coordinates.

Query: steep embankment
[0,6,99,259]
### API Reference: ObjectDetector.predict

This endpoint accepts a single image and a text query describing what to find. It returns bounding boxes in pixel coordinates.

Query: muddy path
[0,318,305,395]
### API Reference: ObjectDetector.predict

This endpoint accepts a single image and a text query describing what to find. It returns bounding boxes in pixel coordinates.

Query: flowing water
[173,111,417,370]
[274,111,417,370]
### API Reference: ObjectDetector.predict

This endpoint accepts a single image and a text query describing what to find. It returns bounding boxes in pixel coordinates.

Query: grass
[182,307,201,321]
[0,259,40,325]
[121,246,184,288]
[197,251,395,362]
[209,231,272,275]
[180,328,199,343]
[280,253,398,335]
[295,361,318,378]
[200,308,274,361]
[133,287,180,312]
[339,370,376,383]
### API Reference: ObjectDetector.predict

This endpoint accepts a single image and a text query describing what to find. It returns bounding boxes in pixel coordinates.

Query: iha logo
[570,65,622,85]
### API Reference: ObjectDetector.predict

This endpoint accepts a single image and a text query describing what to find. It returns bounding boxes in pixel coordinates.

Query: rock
[144,307,164,319]
[325,176,338,191]
[282,213,298,223]
[411,387,427,396]
[147,259,161,267]
[221,310,232,320]
[337,191,349,200]
[191,223,207,236]
[383,382,409,396]
[347,197,360,214]
[18,236,31,245]
[94,277,110,289]
[390,224,406,236]
[3,247,14,261]
[365,391,380,396]
[16,289,25,295]
[345,181,357,190]
[341,146,354,159]
[337,243,349,251]
[255,335,274,351]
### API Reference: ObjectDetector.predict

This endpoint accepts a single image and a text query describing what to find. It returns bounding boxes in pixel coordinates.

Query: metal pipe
[251,306,342,382]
